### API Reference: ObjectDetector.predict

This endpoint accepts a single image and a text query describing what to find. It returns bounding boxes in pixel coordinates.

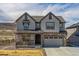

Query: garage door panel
[43,39,63,47]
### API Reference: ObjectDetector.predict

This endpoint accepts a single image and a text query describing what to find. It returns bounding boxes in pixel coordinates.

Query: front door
[35,34,41,45]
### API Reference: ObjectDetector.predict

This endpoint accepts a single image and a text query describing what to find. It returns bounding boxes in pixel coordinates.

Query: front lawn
[0,49,45,56]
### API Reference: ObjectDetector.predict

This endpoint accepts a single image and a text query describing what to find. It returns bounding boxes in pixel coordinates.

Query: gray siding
[16,15,35,31]
[41,15,60,32]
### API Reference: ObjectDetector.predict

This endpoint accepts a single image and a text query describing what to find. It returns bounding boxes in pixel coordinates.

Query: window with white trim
[23,21,29,30]
[46,22,55,29]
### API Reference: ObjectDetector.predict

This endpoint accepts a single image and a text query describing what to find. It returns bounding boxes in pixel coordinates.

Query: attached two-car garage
[43,35,64,47]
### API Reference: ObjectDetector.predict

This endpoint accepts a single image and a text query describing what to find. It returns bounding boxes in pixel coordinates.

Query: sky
[0,3,79,27]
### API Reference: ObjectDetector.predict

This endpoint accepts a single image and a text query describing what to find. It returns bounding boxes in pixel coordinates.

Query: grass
[0,49,45,56]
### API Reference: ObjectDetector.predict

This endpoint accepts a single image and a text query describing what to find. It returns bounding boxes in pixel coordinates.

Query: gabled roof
[15,12,36,22]
[40,12,65,23]
[32,16,43,22]
[32,16,65,22]
[57,16,65,22]
[15,12,65,23]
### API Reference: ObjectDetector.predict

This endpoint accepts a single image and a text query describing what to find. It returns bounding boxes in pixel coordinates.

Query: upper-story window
[60,22,65,32]
[60,23,64,28]
[23,19,30,30]
[46,22,55,29]
[49,14,52,19]
[60,23,64,30]
[35,22,40,30]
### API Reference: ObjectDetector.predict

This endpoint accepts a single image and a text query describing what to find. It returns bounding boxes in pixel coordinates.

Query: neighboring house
[15,12,67,48]
[66,23,79,46]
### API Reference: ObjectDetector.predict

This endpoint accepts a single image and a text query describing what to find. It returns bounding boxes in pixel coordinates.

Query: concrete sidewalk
[44,47,79,56]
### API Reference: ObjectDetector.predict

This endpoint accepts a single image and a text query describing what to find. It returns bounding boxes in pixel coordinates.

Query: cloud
[0,3,46,21]
[0,3,41,22]
[0,3,79,27]
[42,4,70,15]
[0,9,13,23]
[42,3,79,27]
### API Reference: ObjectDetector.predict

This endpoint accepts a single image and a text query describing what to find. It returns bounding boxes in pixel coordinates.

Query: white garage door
[43,39,63,47]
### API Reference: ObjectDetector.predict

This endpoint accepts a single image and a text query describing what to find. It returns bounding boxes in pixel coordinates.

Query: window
[49,36,53,39]
[59,36,62,39]
[54,36,58,39]
[23,22,29,30]
[35,22,40,30]
[44,35,48,39]
[60,23,64,28]
[49,14,52,19]
[44,35,49,39]
[46,22,55,29]
[60,23,64,31]
[44,35,53,39]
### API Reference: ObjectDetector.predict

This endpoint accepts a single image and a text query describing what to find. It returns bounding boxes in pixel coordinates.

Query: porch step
[35,45,41,48]
[16,45,35,48]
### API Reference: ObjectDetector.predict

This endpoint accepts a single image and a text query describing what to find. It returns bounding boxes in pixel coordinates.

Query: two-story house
[15,12,67,48]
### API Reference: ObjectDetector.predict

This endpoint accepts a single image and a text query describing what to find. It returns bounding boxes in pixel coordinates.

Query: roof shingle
[32,16,65,22]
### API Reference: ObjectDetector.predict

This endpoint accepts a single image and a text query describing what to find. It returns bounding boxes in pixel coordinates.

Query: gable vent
[49,13,52,19]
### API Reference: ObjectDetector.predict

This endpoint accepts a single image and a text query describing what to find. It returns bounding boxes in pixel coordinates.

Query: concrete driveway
[44,47,79,56]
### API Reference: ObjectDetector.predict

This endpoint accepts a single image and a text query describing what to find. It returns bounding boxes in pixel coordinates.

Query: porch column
[41,34,44,47]
[30,34,35,47]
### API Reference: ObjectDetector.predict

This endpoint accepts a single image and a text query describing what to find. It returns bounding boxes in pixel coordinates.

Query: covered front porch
[15,31,43,48]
